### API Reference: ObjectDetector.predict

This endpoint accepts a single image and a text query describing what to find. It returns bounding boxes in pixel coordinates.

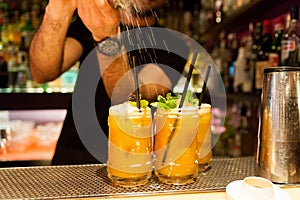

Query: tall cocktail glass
[197,103,212,172]
[107,102,152,187]
[153,107,199,185]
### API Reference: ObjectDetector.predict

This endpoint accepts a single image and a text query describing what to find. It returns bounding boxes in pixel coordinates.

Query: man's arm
[29,0,81,83]
[30,0,173,102]
[77,0,171,102]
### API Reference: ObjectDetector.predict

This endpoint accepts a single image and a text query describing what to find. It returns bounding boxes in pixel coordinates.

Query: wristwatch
[94,37,121,56]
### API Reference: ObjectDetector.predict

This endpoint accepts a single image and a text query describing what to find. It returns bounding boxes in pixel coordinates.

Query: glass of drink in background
[107,102,152,188]
[197,103,212,172]
[153,107,199,185]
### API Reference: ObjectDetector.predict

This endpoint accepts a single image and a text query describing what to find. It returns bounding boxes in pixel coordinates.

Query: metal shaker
[257,66,300,184]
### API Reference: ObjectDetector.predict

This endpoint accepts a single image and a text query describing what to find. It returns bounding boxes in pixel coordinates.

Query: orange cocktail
[153,107,199,185]
[107,102,152,187]
[197,104,212,172]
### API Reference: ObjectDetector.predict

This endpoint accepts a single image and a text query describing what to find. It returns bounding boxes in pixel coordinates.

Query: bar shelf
[0,93,71,110]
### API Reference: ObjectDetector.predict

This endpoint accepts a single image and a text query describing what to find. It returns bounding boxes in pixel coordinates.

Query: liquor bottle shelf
[199,0,300,43]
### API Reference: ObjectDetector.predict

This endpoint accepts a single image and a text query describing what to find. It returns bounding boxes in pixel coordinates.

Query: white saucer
[226,177,290,200]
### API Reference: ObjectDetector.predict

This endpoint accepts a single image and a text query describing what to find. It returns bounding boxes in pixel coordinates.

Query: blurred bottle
[14,54,28,90]
[227,33,238,93]
[20,0,30,17]
[0,0,8,29]
[281,5,299,67]
[13,36,32,91]
[270,16,285,67]
[182,1,192,37]
[211,31,229,90]
[31,0,41,30]
[238,104,250,156]
[245,23,256,93]
[0,16,10,46]
[9,9,22,46]
[254,21,271,92]
[7,43,18,91]
[261,20,272,61]
[20,13,34,49]
[190,3,201,41]
[252,22,263,61]
[0,48,8,89]
[165,0,183,31]
[234,37,247,93]
[223,0,233,14]
[0,110,10,155]
[19,0,34,50]
[18,35,28,60]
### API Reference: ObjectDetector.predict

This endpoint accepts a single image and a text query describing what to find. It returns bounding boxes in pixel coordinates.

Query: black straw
[199,65,211,107]
[162,50,198,164]
[132,56,140,109]
[179,49,198,108]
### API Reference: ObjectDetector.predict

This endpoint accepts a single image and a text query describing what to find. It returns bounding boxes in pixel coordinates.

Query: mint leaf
[151,91,199,110]
[192,99,199,106]
[157,95,166,103]
[140,99,149,108]
[166,93,172,100]
[184,90,199,107]
[150,93,179,110]
[166,99,177,109]
[128,94,149,109]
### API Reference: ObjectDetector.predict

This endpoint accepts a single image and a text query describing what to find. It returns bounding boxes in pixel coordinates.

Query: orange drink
[197,104,212,172]
[107,102,152,187]
[153,107,199,185]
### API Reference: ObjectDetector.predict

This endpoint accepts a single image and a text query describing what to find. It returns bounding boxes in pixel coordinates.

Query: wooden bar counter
[0,157,299,199]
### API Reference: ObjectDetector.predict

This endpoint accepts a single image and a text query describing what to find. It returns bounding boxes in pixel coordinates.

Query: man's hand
[77,0,120,41]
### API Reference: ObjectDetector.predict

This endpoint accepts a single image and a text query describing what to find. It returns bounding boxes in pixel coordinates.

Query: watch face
[98,38,121,56]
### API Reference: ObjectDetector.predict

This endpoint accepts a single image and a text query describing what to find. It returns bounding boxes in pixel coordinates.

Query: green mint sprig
[185,90,199,107]
[129,99,149,109]
[150,91,199,110]
[150,93,179,110]
[128,93,149,109]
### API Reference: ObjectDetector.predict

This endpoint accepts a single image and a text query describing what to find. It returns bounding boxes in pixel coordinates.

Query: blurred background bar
[0,0,300,167]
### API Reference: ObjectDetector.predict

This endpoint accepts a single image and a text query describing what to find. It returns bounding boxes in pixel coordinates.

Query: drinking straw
[179,49,198,108]
[132,56,140,109]
[198,65,212,107]
[162,49,198,163]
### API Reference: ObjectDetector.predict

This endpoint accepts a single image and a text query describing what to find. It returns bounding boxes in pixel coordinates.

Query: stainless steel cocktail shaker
[257,66,300,183]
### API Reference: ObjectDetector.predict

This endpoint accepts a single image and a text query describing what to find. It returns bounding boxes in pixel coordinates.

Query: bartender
[29,0,190,165]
